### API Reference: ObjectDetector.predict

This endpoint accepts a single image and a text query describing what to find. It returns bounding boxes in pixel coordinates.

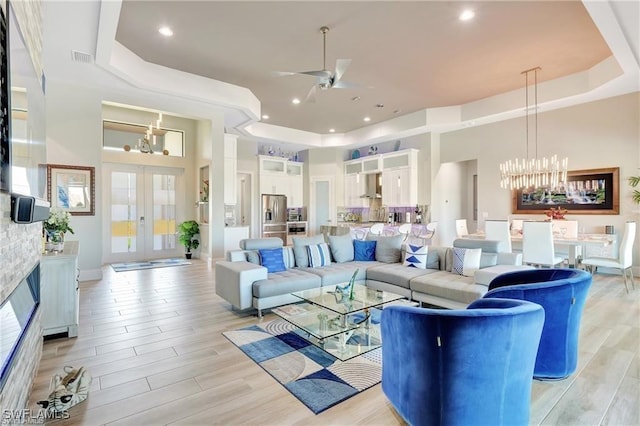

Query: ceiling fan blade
[273,69,331,79]
[297,70,332,78]
[333,59,352,82]
[331,80,363,89]
[304,85,317,103]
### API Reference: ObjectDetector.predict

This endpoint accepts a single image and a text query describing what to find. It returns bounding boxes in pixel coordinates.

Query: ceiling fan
[276,26,361,103]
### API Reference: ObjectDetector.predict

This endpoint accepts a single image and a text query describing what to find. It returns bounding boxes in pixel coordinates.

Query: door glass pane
[315,181,330,234]
[152,173,177,251]
[111,172,137,253]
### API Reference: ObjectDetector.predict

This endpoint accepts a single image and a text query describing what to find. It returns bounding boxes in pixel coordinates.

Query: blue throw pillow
[354,240,376,261]
[259,248,286,273]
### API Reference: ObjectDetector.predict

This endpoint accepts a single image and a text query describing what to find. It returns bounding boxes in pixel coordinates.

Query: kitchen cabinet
[224,134,238,205]
[362,156,381,173]
[259,155,304,207]
[40,241,79,338]
[380,149,418,207]
[344,173,367,207]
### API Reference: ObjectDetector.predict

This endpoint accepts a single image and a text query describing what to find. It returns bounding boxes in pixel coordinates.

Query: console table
[40,241,80,337]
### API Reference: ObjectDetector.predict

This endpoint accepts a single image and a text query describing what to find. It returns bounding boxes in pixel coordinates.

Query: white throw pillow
[307,243,332,268]
[452,247,482,277]
[403,244,428,269]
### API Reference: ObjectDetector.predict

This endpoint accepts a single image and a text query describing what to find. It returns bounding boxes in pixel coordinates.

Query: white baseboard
[79,269,102,282]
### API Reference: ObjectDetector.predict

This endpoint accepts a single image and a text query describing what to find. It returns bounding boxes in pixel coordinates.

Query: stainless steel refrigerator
[261,194,287,243]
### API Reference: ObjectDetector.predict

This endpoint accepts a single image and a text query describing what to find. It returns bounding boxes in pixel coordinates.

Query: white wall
[437,92,640,265]
[45,81,103,280]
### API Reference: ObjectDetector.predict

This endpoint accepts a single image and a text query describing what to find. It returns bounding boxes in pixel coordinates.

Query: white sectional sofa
[215,234,532,316]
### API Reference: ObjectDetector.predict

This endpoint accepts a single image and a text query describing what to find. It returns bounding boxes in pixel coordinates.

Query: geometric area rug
[223,318,382,414]
[111,258,191,272]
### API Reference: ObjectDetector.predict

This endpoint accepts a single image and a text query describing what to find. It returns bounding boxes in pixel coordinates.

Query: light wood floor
[28,260,639,425]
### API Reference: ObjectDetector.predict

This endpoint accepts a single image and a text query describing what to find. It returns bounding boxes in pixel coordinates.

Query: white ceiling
[115,1,615,135]
[42,1,640,149]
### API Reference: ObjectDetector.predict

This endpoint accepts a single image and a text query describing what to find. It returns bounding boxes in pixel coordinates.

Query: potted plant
[178,220,200,259]
[629,175,640,205]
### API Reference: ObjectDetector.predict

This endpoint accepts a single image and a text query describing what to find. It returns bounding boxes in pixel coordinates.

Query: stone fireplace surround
[0,193,44,416]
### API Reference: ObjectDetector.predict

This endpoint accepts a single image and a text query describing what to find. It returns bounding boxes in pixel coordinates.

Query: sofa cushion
[367,263,436,289]
[452,248,482,277]
[259,248,286,273]
[240,238,283,250]
[367,234,403,263]
[252,269,321,298]
[300,262,373,287]
[410,271,488,305]
[293,235,325,267]
[403,244,428,269]
[354,240,376,261]
[474,265,536,286]
[327,233,355,263]
[307,243,332,267]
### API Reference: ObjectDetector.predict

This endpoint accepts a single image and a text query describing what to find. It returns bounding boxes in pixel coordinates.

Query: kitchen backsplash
[338,204,429,224]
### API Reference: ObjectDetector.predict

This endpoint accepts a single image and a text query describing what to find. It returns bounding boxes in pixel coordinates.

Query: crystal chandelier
[123,112,168,155]
[500,67,568,190]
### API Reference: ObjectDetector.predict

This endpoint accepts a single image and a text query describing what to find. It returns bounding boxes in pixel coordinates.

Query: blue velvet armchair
[484,268,592,380]
[381,298,545,426]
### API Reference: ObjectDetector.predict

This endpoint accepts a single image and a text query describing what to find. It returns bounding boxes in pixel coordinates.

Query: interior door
[103,164,185,263]
[310,176,334,235]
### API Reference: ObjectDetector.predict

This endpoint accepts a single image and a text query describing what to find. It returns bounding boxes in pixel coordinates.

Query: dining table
[466,232,617,267]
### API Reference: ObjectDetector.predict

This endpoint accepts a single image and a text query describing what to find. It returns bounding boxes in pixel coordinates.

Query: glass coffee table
[272,284,409,361]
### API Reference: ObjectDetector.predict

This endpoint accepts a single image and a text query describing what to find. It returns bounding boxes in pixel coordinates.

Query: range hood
[360,173,382,198]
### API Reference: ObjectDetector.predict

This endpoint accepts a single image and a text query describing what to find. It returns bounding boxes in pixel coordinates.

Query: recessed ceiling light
[351,96,361,101]
[292,98,301,105]
[158,26,174,37]
[363,117,371,122]
[376,104,384,108]
[329,128,335,133]
[393,109,402,114]
[262,114,269,120]
[459,9,475,21]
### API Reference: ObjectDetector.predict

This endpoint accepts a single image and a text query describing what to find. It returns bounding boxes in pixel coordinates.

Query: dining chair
[551,220,579,239]
[369,223,384,236]
[581,221,636,292]
[455,219,469,238]
[418,222,437,245]
[511,219,524,235]
[522,221,564,267]
[397,223,412,241]
[484,219,512,253]
[351,227,368,241]
[551,220,581,265]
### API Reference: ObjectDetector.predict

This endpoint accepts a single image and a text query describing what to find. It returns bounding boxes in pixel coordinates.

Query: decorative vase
[46,230,65,252]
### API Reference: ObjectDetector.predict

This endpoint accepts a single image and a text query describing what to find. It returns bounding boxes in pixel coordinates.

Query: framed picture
[47,164,95,216]
[512,167,619,215]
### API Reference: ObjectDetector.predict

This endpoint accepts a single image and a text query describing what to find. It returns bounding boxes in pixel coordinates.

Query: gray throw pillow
[327,233,354,263]
[367,234,403,263]
[426,250,440,270]
[246,250,260,265]
[293,235,325,267]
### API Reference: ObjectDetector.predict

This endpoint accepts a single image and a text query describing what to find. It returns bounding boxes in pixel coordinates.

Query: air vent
[71,50,93,64]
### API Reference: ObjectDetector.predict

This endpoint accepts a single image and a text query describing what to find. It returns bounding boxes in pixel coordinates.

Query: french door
[103,164,185,263]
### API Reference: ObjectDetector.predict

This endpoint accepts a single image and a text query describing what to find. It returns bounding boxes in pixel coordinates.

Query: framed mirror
[47,164,95,215]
